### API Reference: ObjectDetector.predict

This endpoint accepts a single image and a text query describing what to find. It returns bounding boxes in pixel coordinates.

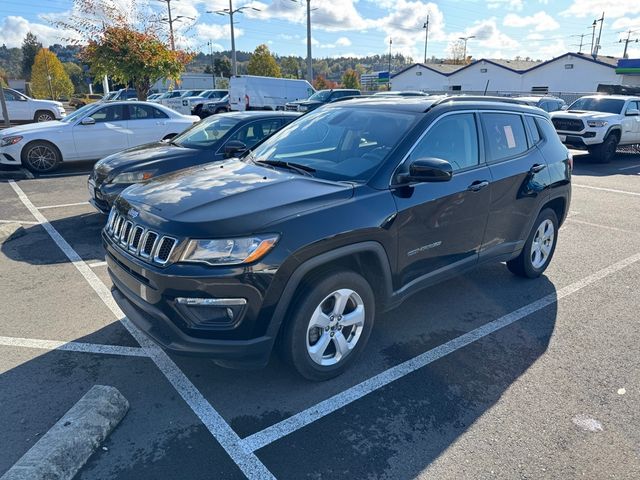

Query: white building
[391,53,624,94]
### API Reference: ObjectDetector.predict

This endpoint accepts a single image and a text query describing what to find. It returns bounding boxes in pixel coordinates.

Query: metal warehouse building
[391,52,637,95]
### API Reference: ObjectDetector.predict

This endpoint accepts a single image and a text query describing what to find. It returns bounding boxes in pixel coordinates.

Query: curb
[0,385,129,480]
[0,168,33,180]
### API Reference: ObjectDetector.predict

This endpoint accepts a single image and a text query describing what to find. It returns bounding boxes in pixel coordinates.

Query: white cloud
[561,1,640,19]
[454,18,519,53]
[503,12,559,32]
[612,17,640,30]
[336,36,351,47]
[487,0,524,12]
[0,16,71,47]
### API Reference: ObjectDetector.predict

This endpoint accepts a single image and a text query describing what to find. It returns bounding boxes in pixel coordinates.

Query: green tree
[341,68,360,89]
[214,57,231,77]
[280,56,300,79]
[82,26,193,100]
[0,68,8,87]
[63,62,87,93]
[247,44,281,78]
[31,49,74,99]
[21,33,42,80]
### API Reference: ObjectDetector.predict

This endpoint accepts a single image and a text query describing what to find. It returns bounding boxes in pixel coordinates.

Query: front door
[622,101,640,143]
[72,104,129,160]
[2,89,30,122]
[392,112,491,287]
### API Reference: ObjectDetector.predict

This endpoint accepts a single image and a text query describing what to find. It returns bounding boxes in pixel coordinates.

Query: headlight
[180,234,279,266]
[0,135,23,147]
[587,120,608,128]
[110,171,156,184]
[298,105,307,112]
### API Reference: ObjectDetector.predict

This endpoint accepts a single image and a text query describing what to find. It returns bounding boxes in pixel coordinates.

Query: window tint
[482,113,528,162]
[524,116,541,145]
[228,119,282,149]
[3,90,17,101]
[90,105,125,123]
[535,116,560,142]
[129,104,169,120]
[626,101,640,113]
[410,113,479,171]
[172,116,240,149]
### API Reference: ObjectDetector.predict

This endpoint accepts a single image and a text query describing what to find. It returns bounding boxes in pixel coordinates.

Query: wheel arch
[33,109,57,121]
[20,139,63,164]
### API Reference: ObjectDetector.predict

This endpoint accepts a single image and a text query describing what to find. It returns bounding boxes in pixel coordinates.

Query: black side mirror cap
[223,140,247,158]
[396,157,453,185]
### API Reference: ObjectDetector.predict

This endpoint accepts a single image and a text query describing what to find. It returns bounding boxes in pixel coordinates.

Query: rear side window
[481,113,528,162]
[535,116,561,143]
[129,104,169,120]
[411,113,479,171]
[524,116,541,145]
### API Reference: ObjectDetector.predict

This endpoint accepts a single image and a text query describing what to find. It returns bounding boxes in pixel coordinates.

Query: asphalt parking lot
[1,150,639,479]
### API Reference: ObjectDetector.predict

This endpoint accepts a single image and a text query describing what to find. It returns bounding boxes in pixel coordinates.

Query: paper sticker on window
[504,125,516,149]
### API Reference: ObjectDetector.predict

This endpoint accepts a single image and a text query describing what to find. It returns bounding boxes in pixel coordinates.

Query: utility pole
[459,36,475,65]
[210,1,260,77]
[620,30,639,59]
[590,20,597,56]
[0,86,10,128]
[305,0,313,83]
[158,0,176,50]
[388,37,392,90]
[207,41,215,88]
[571,33,587,53]
[423,15,430,63]
[592,12,604,57]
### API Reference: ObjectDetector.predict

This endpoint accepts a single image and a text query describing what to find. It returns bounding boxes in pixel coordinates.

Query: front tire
[34,110,55,122]
[589,133,619,163]
[21,141,61,173]
[507,208,559,278]
[280,270,375,381]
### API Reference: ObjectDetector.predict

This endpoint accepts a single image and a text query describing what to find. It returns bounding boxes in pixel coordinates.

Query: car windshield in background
[308,90,331,102]
[60,104,96,123]
[249,107,417,182]
[171,116,240,149]
[568,98,625,114]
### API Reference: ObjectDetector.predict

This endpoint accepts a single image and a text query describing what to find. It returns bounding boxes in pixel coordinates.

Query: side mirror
[223,140,247,158]
[626,109,639,116]
[397,157,453,184]
[80,117,95,126]
[560,105,569,111]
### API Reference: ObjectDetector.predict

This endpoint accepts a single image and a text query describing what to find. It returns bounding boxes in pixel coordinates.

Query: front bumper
[104,232,278,366]
[0,144,23,165]
[556,129,605,149]
[88,178,127,214]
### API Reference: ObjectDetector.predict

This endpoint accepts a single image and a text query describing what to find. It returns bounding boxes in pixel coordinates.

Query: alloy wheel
[26,146,57,171]
[531,219,555,269]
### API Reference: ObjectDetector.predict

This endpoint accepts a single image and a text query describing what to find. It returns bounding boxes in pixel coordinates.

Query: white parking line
[8,180,276,480]
[88,261,108,268]
[36,201,90,210]
[0,219,38,225]
[0,335,149,357]
[566,218,640,235]
[240,252,640,453]
[573,184,640,197]
[618,164,640,171]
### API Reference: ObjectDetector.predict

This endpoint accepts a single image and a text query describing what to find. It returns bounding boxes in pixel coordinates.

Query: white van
[229,76,314,111]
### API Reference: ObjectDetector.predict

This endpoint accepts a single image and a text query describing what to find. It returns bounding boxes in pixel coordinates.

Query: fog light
[176,297,246,306]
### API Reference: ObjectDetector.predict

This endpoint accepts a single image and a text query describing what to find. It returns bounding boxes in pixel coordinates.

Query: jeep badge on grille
[128,208,139,219]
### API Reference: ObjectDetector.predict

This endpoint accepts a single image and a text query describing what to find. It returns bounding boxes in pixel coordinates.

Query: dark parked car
[88,111,300,213]
[285,88,361,112]
[103,96,571,381]
[515,96,567,113]
[200,95,230,118]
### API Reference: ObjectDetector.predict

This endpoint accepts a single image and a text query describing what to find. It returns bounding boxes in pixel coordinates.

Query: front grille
[552,118,584,132]
[285,104,299,111]
[105,208,178,266]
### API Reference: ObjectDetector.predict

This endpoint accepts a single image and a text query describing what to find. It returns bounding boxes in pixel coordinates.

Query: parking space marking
[36,201,90,210]
[8,180,276,480]
[240,252,640,453]
[618,164,640,171]
[565,218,640,235]
[573,184,640,197]
[88,261,108,268]
[0,335,149,357]
[0,219,38,225]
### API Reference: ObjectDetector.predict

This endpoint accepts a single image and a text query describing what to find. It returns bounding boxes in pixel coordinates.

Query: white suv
[1,88,66,124]
[550,95,640,163]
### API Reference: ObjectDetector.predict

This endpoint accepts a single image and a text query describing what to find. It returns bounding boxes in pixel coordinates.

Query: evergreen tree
[21,33,42,80]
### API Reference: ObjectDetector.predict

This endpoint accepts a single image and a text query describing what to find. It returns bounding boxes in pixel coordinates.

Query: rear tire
[589,133,619,163]
[21,141,61,173]
[507,208,558,278]
[34,110,55,122]
[280,270,375,381]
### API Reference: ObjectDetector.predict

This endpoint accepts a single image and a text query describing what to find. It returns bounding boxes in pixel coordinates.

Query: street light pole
[388,37,392,90]
[158,0,175,50]
[306,0,313,82]
[459,36,475,65]
[208,41,216,88]
[423,15,429,63]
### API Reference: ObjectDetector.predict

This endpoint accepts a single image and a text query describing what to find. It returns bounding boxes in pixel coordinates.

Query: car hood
[32,99,63,108]
[95,142,206,175]
[551,110,618,120]
[1,121,66,136]
[294,100,322,107]
[118,159,354,236]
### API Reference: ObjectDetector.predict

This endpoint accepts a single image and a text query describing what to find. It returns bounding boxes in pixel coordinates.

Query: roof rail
[431,95,529,108]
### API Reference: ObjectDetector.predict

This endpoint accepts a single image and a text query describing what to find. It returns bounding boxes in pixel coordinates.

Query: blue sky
[1,0,639,61]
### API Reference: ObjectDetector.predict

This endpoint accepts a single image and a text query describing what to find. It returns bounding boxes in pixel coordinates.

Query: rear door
[393,112,491,286]
[480,112,551,260]
[72,104,129,159]
[127,104,171,145]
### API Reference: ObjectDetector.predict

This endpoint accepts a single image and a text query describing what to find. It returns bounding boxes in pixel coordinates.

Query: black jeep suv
[104,96,571,381]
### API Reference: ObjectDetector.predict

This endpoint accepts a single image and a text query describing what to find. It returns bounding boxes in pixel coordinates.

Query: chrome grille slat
[105,210,177,266]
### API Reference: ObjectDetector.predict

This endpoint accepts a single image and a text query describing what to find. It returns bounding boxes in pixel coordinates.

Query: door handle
[467,180,489,192]
[155,121,166,125]
[529,164,546,173]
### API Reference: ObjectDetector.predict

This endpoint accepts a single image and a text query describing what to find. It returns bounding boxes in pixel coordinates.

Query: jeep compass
[103,96,572,381]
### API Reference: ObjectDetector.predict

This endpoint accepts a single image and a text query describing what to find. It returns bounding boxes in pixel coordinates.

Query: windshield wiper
[254,159,315,177]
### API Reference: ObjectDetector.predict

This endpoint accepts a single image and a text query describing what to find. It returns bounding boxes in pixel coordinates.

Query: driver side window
[90,105,125,123]
[410,113,479,171]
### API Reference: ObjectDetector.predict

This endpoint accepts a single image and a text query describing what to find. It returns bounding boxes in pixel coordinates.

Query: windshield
[171,116,240,149]
[568,97,625,114]
[249,107,417,182]
[197,90,213,97]
[60,103,97,123]
[308,90,331,102]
